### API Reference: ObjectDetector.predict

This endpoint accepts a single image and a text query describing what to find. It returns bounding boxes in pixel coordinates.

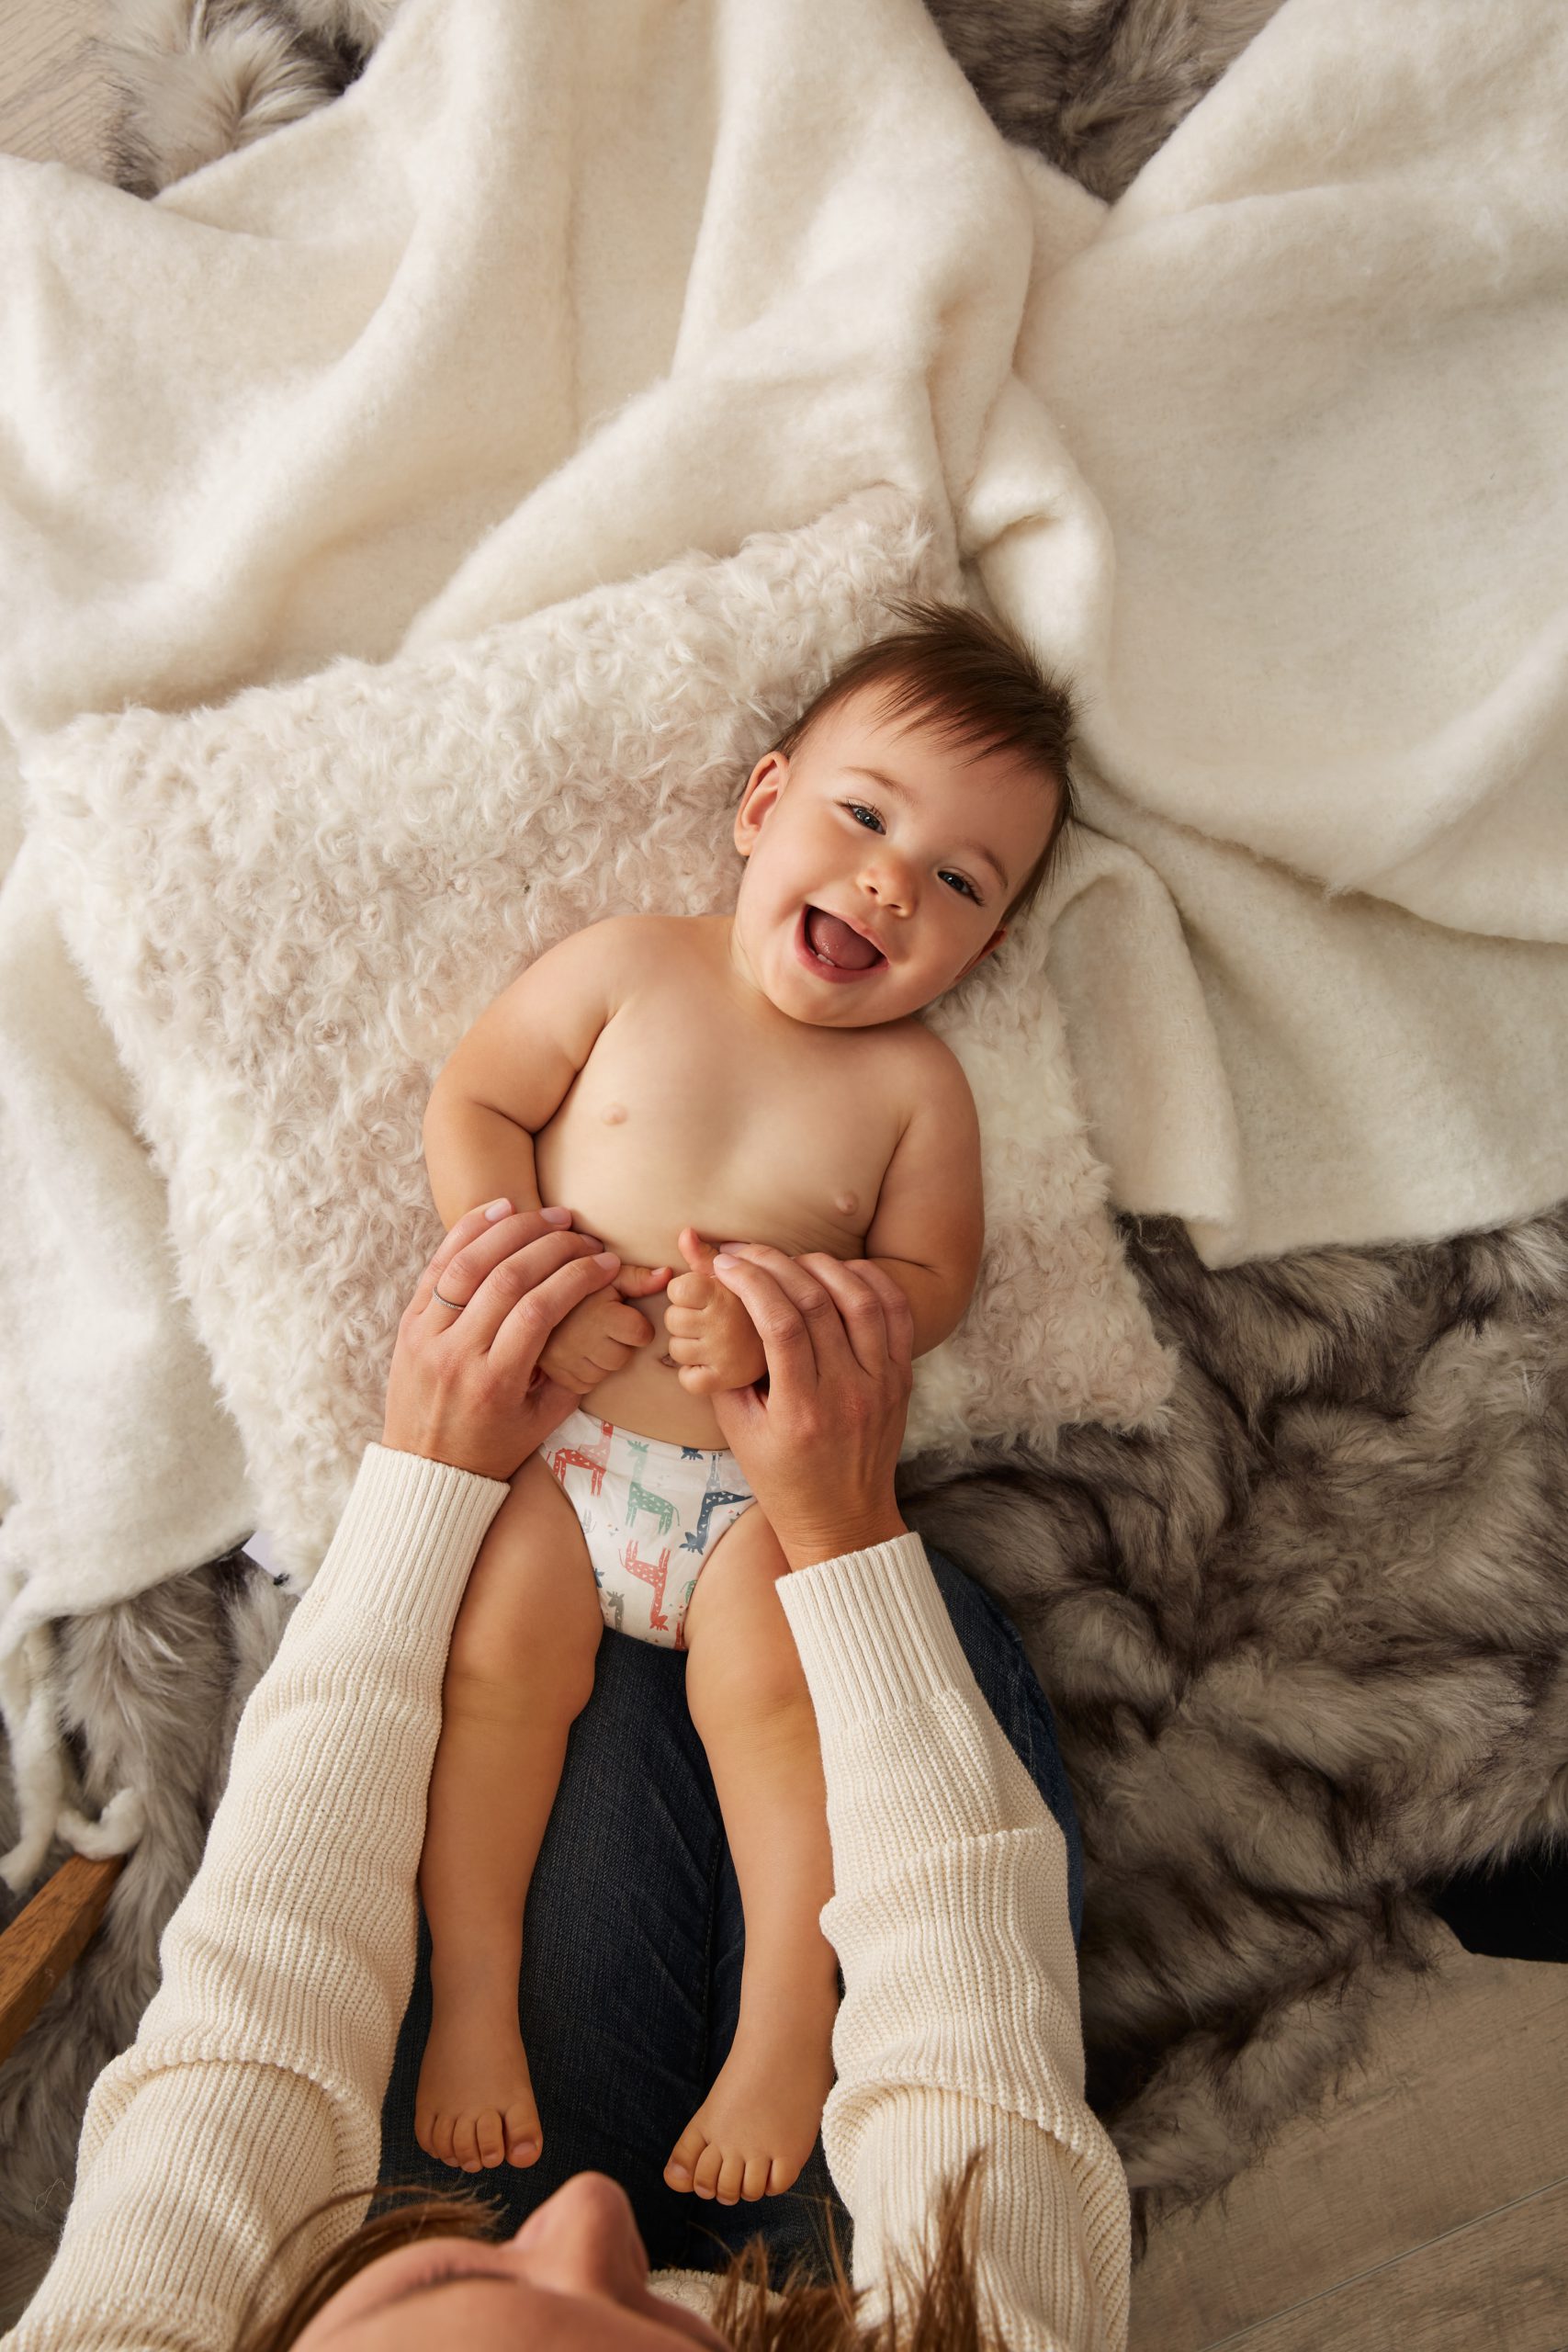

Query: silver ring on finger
[433,1287,465,1311]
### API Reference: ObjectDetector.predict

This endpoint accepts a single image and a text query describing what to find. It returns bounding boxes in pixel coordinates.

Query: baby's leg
[416,1451,603,2175]
[665,1508,839,2206]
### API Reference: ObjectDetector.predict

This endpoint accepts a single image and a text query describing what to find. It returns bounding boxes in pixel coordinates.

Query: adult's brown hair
[772,598,1078,934]
[231,2157,1002,2352]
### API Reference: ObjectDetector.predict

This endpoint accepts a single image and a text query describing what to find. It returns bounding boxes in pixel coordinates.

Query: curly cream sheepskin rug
[19,490,1172,1604]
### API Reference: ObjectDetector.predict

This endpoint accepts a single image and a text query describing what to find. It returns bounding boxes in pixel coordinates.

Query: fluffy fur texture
[905,1204,1568,2237]
[23,491,1172,1598]
[924,0,1283,198]
[0,1555,288,2320]
[102,0,372,198]
[97,0,1275,198]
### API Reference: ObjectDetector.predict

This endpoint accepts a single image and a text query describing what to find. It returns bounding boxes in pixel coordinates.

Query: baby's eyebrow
[841,765,1009,891]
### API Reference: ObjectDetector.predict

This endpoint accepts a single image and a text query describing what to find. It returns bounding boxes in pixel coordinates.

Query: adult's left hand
[380,1201,626,1481]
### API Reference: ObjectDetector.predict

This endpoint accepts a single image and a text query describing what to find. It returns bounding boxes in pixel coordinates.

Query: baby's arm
[860,1037,984,1357]
[423,919,634,1228]
[423,922,670,1392]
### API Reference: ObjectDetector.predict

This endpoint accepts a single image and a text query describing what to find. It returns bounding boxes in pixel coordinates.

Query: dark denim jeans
[377,1544,1080,2280]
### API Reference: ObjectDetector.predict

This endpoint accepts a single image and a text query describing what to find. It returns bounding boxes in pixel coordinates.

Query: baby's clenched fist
[663,1227,770,1396]
[537,1258,671,1397]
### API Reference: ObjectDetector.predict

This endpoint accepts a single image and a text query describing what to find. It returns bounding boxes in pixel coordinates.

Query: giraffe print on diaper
[543,1409,756,1648]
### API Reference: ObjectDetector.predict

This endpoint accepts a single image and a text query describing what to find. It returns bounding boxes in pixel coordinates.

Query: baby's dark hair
[773,598,1077,931]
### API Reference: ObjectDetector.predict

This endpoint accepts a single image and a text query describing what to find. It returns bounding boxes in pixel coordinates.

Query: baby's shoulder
[583,912,699,957]
[565,911,690,990]
[879,1016,975,1121]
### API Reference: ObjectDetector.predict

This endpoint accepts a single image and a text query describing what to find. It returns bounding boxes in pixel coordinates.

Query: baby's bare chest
[534,983,912,1265]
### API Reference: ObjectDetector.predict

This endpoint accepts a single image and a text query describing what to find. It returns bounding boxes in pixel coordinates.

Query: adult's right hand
[380,1201,626,1483]
[705,1248,914,1573]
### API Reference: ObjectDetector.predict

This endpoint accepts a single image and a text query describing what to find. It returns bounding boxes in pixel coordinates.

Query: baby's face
[730,684,1058,1028]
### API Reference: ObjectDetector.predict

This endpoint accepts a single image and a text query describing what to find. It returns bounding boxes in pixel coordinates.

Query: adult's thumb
[709,1376,761,1453]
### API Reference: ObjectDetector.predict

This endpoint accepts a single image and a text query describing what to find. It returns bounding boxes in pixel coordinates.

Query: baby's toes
[452,2111,484,2173]
[740,2154,771,2202]
[691,2137,726,2200]
[505,2104,541,2167]
[715,2149,746,2206]
[475,2109,508,2168]
[663,2120,705,2193]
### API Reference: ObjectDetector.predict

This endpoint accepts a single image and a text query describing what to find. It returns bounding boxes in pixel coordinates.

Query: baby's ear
[734,751,787,853]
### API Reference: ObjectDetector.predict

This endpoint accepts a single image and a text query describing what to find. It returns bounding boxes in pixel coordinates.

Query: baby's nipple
[834,1192,857,1217]
[601,1102,627,1125]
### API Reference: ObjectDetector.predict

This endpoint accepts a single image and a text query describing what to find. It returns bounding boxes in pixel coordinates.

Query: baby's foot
[415,1982,542,2173]
[663,1986,837,2205]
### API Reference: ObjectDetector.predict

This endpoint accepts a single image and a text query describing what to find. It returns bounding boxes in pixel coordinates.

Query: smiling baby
[413,600,1077,2205]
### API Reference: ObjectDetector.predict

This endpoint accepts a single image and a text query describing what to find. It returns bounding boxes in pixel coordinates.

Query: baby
[412,599,1076,2205]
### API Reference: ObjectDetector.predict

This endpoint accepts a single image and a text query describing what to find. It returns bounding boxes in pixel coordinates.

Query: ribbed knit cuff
[778,1532,977,1736]
[310,1442,512,1623]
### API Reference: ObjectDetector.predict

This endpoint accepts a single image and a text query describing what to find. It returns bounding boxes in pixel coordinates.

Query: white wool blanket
[2,0,1566,1883]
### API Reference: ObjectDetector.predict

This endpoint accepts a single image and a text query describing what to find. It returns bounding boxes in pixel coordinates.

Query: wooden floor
[1130,1934,1568,2352]
[3,5,1567,2345]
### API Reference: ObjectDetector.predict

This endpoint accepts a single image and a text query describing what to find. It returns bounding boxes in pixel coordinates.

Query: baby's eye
[941,871,980,902]
[842,801,884,831]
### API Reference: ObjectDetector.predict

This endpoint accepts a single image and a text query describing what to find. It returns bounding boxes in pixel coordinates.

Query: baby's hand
[536,1258,671,1398]
[663,1227,770,1396]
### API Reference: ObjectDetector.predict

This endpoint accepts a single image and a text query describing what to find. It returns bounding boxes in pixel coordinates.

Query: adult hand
[380,1201,625,1482]
[705,1248,914,1572]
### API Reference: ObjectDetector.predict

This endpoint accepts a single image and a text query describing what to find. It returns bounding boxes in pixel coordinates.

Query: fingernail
[593,1250,621,1268]
[483,1198,513,1221]
[713,1253,737,1271]
[719,1241,746,1251]
[539,1205,572,1226]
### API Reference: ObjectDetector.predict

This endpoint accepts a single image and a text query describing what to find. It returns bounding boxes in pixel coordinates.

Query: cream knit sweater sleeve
[6,1446,1129,2352]
[6,1442,513,2352]
[780,1534,1131,2352]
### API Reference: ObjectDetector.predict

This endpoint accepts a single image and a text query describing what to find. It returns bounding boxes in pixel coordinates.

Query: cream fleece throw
[1,0,1566,1883]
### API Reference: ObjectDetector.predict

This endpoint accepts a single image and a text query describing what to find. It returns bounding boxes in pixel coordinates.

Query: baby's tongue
[807,907,879,968]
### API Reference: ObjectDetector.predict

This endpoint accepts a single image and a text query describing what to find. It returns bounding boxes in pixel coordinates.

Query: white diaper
[541,1408,756,1648]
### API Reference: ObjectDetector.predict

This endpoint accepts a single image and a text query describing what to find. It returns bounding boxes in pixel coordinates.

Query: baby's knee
[687,1626,812,1746]
[445,1593,601,1721]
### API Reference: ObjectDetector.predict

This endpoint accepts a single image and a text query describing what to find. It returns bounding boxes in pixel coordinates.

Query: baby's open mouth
[801,904,885,972]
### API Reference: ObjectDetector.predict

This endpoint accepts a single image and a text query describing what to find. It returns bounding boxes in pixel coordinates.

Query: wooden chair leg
[0,1854,126,2068]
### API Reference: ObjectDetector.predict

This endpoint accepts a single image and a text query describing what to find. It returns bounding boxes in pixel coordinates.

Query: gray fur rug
[98,0,1284,203]
[905,1204,1568,2236]
[0,1556,289,2299]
